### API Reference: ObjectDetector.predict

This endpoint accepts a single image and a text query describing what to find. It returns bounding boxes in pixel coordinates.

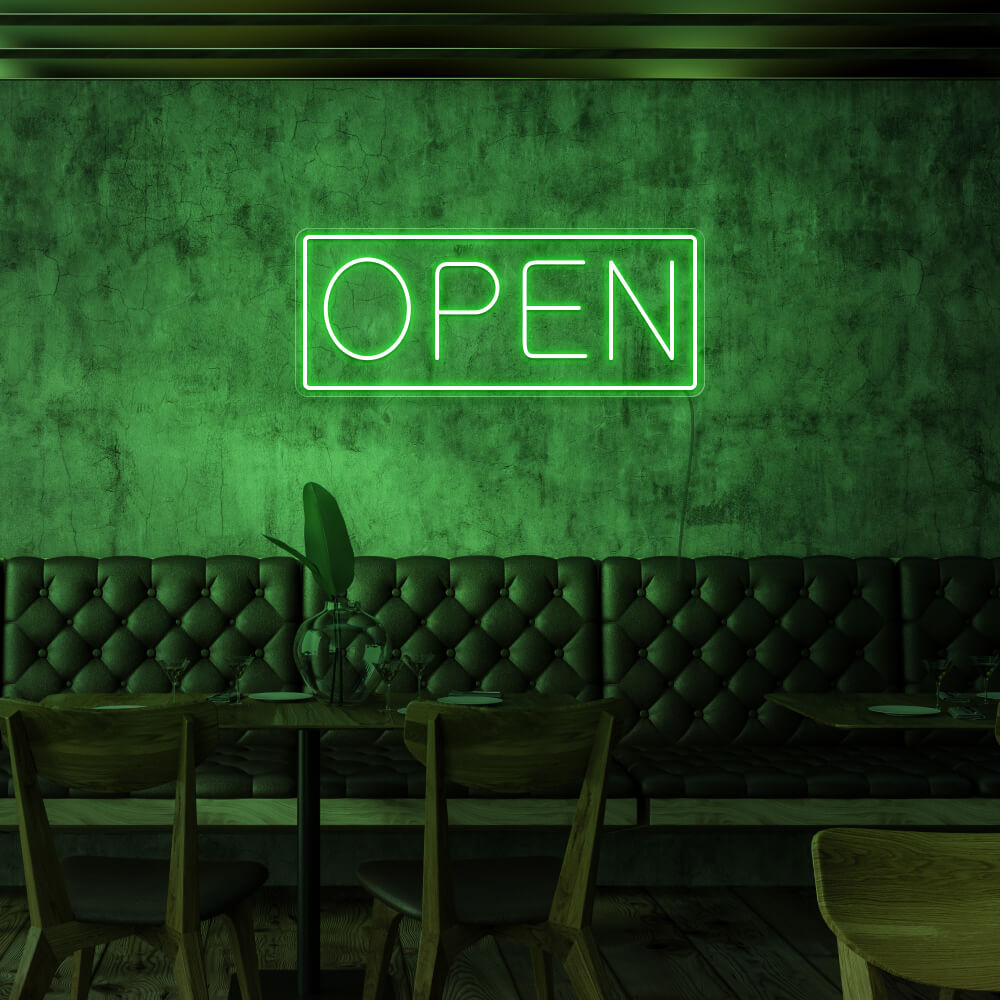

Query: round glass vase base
[293,599,388,706]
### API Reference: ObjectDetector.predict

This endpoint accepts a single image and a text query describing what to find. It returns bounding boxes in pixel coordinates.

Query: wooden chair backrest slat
[0,700,218,793]
[813,827,1000,991]
[402,698,626,793]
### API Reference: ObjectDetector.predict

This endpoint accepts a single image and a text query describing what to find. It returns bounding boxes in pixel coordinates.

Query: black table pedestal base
[228,968,371,999]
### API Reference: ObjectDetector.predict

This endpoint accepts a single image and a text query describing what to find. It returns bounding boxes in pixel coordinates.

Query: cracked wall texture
[1,80,997,559]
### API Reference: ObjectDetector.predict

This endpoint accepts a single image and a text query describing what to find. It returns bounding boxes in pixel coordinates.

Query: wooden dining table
[40,688,577,999]
[765,690,1000,730]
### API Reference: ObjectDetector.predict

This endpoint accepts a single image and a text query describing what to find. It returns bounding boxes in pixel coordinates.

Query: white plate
[868,704,941,716]
[437,694,503,706]
[247,692,314,702]
[93,704,146,710]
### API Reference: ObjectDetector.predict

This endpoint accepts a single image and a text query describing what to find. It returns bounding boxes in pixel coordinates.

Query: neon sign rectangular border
[299,231,702,395]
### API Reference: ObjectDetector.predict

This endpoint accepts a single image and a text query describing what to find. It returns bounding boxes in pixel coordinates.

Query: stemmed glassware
[231,655,254,704]
[373,652,401,717]
[159,658,192,704]
[403,653,434,700]
[972,654,1000,708]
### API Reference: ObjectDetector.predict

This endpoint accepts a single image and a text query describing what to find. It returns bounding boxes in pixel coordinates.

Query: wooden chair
[0,698,268,1000]
[812,706,1000,999]
[356,697,626,1000]
[811,827,1000,999]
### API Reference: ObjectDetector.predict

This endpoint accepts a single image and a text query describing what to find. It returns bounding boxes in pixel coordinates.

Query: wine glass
[972,654,1000,708]
[231,655,254,704]
[374,655,401,717]
[403,653,434,700]
[159,658,192,704]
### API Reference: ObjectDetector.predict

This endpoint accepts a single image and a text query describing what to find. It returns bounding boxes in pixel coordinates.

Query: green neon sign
[298,231,704,396]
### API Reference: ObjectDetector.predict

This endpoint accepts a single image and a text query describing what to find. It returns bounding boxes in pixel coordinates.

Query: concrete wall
[2,80,997,560]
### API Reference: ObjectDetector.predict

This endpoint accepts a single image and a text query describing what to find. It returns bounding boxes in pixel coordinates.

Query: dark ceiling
[1,3,999,79]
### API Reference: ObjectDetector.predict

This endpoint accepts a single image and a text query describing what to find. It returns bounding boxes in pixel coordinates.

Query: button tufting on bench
[201,588,210,597]
[93,588,101,597]
[255,588,264,596]
[147,588,156,597]
[38,588,47,597]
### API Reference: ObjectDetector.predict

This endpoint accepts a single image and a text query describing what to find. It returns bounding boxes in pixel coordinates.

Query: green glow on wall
[299,231,703,396]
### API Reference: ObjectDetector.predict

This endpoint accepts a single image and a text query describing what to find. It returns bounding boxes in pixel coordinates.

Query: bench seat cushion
[614,744,975,797]
[317,742,637,799]
[924,745,1000,796]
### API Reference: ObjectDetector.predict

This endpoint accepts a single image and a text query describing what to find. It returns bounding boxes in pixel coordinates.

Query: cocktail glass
[374,656,401,717]
[403,653,434,700]
[159,658,192,704]
[972,654,1000,709]
[231,655,253,704]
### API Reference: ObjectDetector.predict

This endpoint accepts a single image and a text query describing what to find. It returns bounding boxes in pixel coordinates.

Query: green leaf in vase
[262,534,327,585]
[302,482,355,597]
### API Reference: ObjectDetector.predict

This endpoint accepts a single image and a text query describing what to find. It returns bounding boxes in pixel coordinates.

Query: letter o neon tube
[323,257,412,360]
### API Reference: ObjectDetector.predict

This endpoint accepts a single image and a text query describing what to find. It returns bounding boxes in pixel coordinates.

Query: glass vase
[294,598,388,704]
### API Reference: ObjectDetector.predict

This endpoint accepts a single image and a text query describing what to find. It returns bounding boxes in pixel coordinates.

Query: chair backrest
[402,698,626,931]
[0,699,218,931]
[403,697,626,794]
[0,699,218,793]
[812,826,1000,991]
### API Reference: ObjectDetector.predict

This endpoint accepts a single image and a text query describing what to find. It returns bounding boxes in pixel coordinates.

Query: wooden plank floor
[0,884,997,999]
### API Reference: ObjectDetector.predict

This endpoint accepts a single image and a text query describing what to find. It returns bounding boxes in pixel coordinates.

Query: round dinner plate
[437,694,503,706]
[247,692,314,702]
[867,704,941,716]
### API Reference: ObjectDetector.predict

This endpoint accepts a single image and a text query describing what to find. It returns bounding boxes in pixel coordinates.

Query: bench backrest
[3,553,998,752]
[601,556,901,746]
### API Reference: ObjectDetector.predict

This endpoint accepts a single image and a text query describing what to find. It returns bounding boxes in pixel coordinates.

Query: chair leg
[363,897,403,1000]
[222,899,263,1000]
[412,927,450,1000]
[837,939,889,1000]
[71,946,95,1000]
[559,927,618,1000]
[171,928,211,1000]
[11,927,60,1000]
[529,945,553,1000]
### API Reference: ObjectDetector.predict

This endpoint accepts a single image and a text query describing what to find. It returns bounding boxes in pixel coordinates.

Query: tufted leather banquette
[1,554,999,820]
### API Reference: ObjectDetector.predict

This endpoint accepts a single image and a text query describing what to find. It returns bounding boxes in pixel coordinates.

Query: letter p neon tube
[434,262,501,361]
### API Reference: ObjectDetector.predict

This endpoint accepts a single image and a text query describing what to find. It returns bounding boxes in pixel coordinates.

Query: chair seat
[62,856,268,924]
[357,856,563,925]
